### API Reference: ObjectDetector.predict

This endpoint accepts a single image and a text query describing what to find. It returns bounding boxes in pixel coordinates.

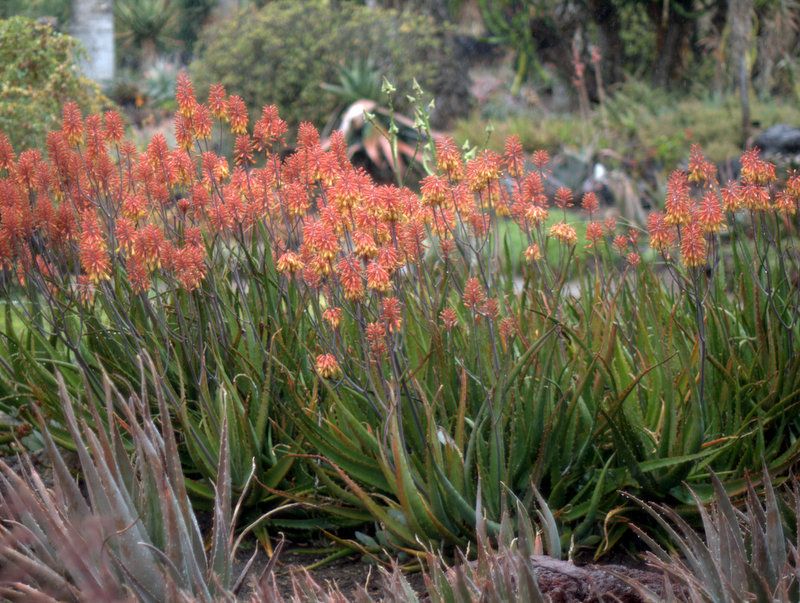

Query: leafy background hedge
[0,16,109,151]
[190,0,470,130]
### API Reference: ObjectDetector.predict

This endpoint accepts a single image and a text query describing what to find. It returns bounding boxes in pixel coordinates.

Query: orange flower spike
[321,153,344,188]
[115,218,136,253]
[740,148,776,185]
[482,298,499,320]
[0,132,15,171]
[647,211,675,252]
[136,224,168,269]
[585,221,604,247]
[315,353,341,379]
[664,170,692,226]
[463,277,486,311]
[435,136,463,181]
[612,234,628,253]
[532,149,550,171]
[381,296,403,333]
[740,183,771,211]
[146,133,170,174]
[61,102,83,146]
[127,254,151,293]
[554,187,573,209]
[297,122,320,149]
[174,114,194,150]
[213,156,230,181]
[503,135,525,177]
[687,144,716,184]
[524,204,548,226]
[774,191,797,215]
[184,227,203,247]
[627,252,641,267]
[420,175,449,208]
[680,222,707,268]
[323,307,343,329]
[175,73,197,118]
[169,150,195,187]
[466,150,502,192]
[253,105,287,151]
[524,243,542,263]
[522,172,546,205]
[276,251,303,274]
[366,322,388,357]
[172,244,206,290]
[283,182,311,218]
[78,214,111,283]
[697,192,725,233]
[721,182,742,212]
[313,223,339,263]
[353,231,378,259]
[192,104,213,140]
[377,185,405,223]
[581,191,599,215]
[103,111,124,143]
[499,317,517,349]
[234,135,255,166]
[331,176,363,212]
[377,245,399,273]
[786,173,800,199]
[208,83,228,119]
[14,149,42,192]
[549,222,578,246]
[227,95,248,135]
[366,260,391,293]
[440,307,458,330]
[337,256,365,301]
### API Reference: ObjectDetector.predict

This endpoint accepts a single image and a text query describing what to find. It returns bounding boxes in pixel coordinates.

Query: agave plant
[628,470,800,603]
[0,358,286,602]
[115,0,179,69]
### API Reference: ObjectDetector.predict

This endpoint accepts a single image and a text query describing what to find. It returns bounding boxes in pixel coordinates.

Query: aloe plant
[629,469,800,603]
[1,78,799,560]
[0,359,283,602]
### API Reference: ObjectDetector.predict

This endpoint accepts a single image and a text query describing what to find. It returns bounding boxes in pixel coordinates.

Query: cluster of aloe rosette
[1,73,799,569]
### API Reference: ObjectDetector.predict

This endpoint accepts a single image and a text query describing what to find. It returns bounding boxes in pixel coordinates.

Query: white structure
[71,0,115,83]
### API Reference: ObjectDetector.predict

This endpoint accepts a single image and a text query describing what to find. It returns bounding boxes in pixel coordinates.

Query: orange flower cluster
[5,77,800,380]
[650,146,797,268]
[0,76,587,378]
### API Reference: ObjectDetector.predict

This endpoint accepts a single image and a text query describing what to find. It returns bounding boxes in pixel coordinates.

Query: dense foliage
[0,76,799,566]
[190,0,469,129]
[0,17,110,152]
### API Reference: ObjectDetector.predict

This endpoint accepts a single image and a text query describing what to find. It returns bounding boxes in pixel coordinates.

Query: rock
[529,555,667,602]
[582,162,648,225]
[752,124,800,156]
[549,151,592,195]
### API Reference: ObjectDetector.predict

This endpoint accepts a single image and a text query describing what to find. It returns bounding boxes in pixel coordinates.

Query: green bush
[455,80,800,169]
[0,0,70,25]
[190,0,470,129]
[0,17,110,151]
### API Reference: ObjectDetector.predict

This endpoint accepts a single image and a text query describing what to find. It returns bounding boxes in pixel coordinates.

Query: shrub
[630,470,800,602]
[0,0,71,25]
[454,80,800,170]
[0,77,799,558]
[0,365,259,602]
[0,17,110,151]
[190,0,470,130]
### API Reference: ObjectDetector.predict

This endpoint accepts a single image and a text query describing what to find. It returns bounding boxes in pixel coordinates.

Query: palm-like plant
[115,0,179,69]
